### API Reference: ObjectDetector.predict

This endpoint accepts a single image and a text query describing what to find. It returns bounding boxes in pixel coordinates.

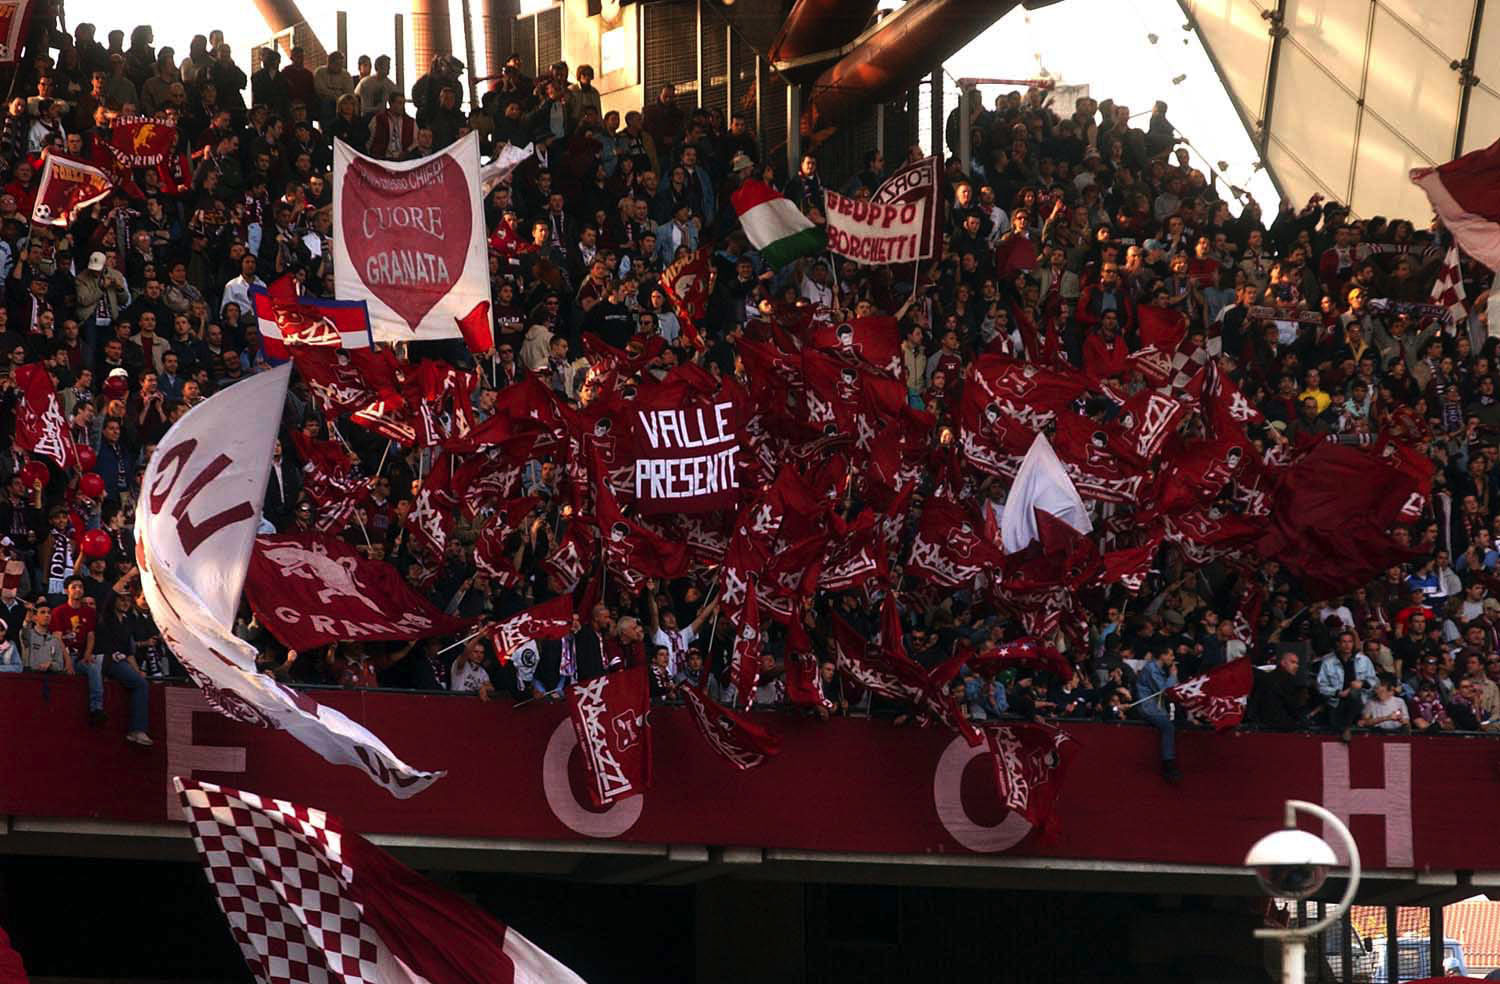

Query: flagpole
[374,439,392,477]
[438,623,489,656]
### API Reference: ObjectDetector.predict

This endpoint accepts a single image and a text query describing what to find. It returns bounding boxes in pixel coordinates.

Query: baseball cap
[107,367,127,380]
[87,251,106,272]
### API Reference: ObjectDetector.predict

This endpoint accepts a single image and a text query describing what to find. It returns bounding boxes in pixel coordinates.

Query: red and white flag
[681,682,781,770]
[31,151,113,226]
[175,777,586,984]
[251,285,374,362]
[485,594,573,663]
[1429,244,1468,328]
[1000,433,1092,555]
[985,723,1077,833]
[660,248,711,349]
[244,533,474,651]
[333,133,487,343]
[136,366,442,798]
[567,664,652,808]
[1411,137,1500,271]
[12,363,76,470]
[1165,658,1254,731]
[728,577,761,711]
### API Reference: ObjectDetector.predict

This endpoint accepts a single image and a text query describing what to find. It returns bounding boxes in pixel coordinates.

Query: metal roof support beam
[1258,0,1288,163]
[1176,0,1288,206]
[1455,0,1487,158]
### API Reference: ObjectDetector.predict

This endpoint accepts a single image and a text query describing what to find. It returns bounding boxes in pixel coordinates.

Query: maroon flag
[567,664,652,807]
[593,453,690,588]
[472,496,540,585]
[985,723,1077,834]
[1095,532,1163,592]
[1232,582,1265,646]
[784,616,834,713]
[455,299,493,355]
[1411,136,1500,269]
[244,534,474,650]
[406,453,456,557]
[485,594,573,662]
[30,152,113,226]
[1165,658,1254,731]
[107,115,178,167]
[1135,303,1187,350]
[729,578,762,711]
[808,314,903,378]
[13,362,76,469]
[966,637,1075,682]
[831,612,922,704]
[544,520,599,592]
[660,248,712,349]
[288,430,363,507]
[175,778,586,984]
[404,360,478,447]
[681,682,781,769]
[1257,439,1430,597]
[816,514,887,592]
[907,496,1007,589]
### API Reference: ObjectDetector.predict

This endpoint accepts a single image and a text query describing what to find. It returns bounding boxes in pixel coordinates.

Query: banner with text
[245,533,474,651]
[332,133,486,344]
[870,154,941,261]
[824,189,930,266]
[630,378,745,515]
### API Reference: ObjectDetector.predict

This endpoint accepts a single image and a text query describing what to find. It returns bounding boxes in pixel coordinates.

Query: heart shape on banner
[340,152,472,332]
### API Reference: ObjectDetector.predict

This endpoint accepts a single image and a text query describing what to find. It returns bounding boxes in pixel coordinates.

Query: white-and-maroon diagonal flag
[137,365,442,797]
[1429,244,1469,328]
[175,777,586,984]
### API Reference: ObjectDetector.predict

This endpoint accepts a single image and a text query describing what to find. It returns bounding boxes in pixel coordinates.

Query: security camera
[1244,828,1337,899]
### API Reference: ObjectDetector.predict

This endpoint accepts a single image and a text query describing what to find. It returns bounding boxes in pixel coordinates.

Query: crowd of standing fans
[0,10,1496,754]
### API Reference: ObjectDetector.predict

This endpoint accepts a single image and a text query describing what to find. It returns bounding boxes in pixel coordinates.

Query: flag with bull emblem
[660,247,712,349]
[681,682,781,770]
[107,115,178,167]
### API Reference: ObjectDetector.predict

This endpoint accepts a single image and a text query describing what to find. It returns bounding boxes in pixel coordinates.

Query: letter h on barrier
[1320,743,1414,868]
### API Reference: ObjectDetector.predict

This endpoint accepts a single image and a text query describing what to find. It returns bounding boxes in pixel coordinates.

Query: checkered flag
[1429,244,1469,331]
[174,777,587,984]
[1166,334,1209,397]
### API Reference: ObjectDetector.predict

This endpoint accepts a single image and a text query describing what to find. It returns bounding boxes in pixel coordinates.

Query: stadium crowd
[1,12,1498,770]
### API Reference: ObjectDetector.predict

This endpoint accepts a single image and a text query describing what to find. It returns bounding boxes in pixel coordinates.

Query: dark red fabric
[486,594,573,662]
[245,533,474,650]
[455,299,493,355]
[681,682,781,769]
[1432,136,1500,222]
[728,578,761,710]
[0,926,26,984]
[985,722,1077,836]
[566,664,652,807]
[1166,658,1254,731]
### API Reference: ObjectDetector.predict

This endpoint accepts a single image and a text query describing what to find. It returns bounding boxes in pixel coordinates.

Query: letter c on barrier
[933,734,1031,852]
[542,718,644,838]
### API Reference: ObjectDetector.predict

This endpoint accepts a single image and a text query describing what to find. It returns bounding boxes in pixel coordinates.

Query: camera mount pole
[1253,800,1362,984]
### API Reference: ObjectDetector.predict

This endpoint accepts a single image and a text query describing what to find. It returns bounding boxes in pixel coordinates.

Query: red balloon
[79,529,111,559]
[78,472,105,499]
[19,461,47,489]
[75,446,97,472]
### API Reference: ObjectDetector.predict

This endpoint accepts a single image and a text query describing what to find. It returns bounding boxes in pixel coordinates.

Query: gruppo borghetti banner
[823,189,930,265]
[332,132,487,343]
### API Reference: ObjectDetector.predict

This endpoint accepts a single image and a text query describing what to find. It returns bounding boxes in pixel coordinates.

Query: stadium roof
[1181,0,1499,222]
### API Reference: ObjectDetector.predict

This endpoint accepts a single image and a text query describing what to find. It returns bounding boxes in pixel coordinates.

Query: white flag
[333,133,488,344]
[480,141,534,195]
[1001,433,1093,554]
[136,365,443,797]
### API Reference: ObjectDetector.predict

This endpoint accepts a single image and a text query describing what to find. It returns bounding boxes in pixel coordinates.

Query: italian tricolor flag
[731,177,826,269]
